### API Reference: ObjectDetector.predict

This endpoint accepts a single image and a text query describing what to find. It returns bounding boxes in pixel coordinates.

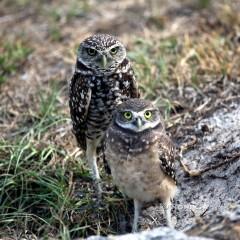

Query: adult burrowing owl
[104,99,177,232]
[69,34,139,194]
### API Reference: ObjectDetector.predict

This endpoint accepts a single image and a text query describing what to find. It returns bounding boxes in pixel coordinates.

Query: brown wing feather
[158,134,177,184]
[120,65,140,98]
[69,72,91,150]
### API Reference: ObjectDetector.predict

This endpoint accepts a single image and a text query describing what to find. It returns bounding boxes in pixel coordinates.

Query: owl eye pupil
[123,111,132,120]
[87,48,97,56]
[110,47,119,55]
[144,111,152,119]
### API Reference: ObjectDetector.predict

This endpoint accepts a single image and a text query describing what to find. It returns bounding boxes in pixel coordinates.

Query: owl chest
[89,77,122,111]
[107,141,165,199]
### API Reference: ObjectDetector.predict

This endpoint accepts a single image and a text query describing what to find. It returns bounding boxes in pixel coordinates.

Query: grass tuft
[0,85,131,238]
[0,40,32,84]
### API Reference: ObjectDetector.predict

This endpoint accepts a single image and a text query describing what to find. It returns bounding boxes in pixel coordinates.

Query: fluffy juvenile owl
[104,98,177,232]
[69,34,139,194]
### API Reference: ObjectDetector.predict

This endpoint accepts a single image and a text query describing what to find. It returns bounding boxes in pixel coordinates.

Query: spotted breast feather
[69,58,139,152]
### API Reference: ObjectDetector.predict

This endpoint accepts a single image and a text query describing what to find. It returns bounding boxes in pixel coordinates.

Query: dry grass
[0,0,240,238]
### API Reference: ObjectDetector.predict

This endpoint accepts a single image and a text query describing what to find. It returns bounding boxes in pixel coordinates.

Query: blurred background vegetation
[0,0,239,238]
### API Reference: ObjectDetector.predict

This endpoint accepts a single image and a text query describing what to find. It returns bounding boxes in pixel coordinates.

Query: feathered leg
[162,199,173,228]
[132,199,142,232]
[86,139,102,197]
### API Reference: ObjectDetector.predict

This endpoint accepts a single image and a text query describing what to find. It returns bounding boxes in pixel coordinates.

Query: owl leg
[86,139,102,196]
[162,200,173,228]
[132,199,142,232]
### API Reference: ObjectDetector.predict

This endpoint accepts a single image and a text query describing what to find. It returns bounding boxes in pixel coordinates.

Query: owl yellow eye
[110,47,119,55]
[87,48,97,56]
[144,110,152,120]
[123,111,132,120]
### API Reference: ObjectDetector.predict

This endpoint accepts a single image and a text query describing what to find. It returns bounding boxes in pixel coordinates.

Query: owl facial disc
[115,109,162,133]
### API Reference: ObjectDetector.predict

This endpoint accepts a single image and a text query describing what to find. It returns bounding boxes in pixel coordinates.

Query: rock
[175,101,240,230]
[86,227,210,240]
[186,207,240,240]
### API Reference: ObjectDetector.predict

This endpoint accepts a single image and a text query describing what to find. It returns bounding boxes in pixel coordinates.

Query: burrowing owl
[104,99,177,232]
[69,34,139,194]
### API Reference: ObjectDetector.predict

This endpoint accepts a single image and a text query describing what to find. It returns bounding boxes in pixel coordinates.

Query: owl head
[77,34,126,75]
[113,99,164,133]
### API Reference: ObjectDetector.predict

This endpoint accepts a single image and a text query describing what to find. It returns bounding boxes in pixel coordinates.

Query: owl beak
[101,55,107,68]
[136,117,142,129]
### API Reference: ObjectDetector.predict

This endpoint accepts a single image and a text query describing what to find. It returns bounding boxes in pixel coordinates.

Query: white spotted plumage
[69,34,140,195]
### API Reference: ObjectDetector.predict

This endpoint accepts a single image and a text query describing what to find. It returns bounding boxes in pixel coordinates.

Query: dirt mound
[138,99,240,239]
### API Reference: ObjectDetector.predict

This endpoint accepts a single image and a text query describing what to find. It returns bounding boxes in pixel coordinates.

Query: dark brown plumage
[69,34,139,193]
[69,58,139,151]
